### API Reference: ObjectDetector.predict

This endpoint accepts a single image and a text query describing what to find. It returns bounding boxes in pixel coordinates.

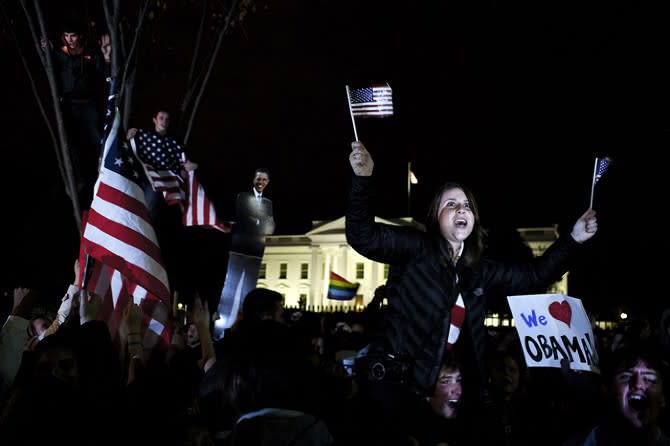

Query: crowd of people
[0,278,668,445]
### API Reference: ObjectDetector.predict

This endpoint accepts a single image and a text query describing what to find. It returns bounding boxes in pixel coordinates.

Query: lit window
[356,263,364,279]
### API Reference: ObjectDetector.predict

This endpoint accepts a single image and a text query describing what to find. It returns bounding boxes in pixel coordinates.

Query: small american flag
[589,155,613,208]
[348,84,393,118]
[594,156,612,184]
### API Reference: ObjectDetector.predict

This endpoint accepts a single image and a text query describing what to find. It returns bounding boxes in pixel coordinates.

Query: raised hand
[79,290,103,324]
[190,294,210,330]
[39,36,52,51]
[570,208,598,243]
[100,33,111,62]
[123,301,143,334]
[73,258,81,286]
[183,160,198,172]
[349,141,374,176]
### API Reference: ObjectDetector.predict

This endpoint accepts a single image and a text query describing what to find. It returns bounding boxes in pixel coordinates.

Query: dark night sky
[4,0,669,318]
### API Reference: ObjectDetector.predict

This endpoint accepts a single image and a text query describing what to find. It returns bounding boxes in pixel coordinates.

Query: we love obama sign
[507,294,600,374]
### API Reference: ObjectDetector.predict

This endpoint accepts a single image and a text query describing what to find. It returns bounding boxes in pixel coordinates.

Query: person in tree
[41,18,111,203]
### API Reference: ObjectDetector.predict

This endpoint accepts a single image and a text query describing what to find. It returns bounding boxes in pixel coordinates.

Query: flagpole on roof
[345,85,359,140]
[407,162,418,217]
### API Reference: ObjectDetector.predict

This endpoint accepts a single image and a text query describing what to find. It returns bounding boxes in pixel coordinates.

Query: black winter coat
[345,175,582,398]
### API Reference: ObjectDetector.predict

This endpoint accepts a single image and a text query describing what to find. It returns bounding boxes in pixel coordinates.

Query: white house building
[256,217,567,318]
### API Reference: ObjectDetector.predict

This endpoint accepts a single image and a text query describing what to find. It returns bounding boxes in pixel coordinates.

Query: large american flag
[78,241,171,348]
[183,169,232,232]
[348,84,393,118]
[82,105,172,317]
[131,136,231,233]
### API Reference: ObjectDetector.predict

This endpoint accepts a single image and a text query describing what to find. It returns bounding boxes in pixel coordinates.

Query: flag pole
[345,85,359,141]
[81,77,119,291]
[407,162,418,217]
[407,162,411,217]
[589,157,599,209]
[81,254,95,289]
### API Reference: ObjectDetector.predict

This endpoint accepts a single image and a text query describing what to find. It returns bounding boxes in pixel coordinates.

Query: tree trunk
[22,0,82,230]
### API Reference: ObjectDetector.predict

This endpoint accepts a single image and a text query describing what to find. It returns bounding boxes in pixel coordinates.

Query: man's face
[63,32,81,49]
[490,356,520,397]
[29,317,50,338]
[613,360,665,428]
[152,111,170,135]
[186,323,200,347]
[253,172,270,194]
[430,367,462,419]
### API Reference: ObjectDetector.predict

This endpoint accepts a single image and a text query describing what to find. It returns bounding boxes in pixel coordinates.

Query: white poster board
[507,294,600,373]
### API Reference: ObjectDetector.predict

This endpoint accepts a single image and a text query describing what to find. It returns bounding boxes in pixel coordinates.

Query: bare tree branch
[1,4,65,185]
[183,0,240,146]
[118,0,149,105]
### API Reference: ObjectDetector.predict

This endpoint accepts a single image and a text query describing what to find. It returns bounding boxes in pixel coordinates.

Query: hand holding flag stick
[589,156,612,209]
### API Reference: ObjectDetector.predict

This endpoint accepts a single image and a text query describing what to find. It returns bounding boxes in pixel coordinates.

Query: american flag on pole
[348,84,393,118]
[82,102,173,342]
[589,155,613,208]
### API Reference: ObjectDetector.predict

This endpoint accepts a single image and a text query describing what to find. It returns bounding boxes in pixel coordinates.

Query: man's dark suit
[214,190,274,340]
[231,191,275,258]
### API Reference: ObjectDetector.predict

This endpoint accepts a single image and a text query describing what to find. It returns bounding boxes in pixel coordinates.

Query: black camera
[357,352,413,384]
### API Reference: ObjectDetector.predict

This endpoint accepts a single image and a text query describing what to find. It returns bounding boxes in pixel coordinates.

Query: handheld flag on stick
[589,156,612,209]
[345,83,393,140]
[328,271,360,301]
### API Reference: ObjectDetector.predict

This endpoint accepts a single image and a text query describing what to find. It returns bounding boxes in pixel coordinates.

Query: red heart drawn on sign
[549,300,572,327]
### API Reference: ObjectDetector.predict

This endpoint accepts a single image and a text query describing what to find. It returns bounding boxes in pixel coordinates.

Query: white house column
[322,251,331,309]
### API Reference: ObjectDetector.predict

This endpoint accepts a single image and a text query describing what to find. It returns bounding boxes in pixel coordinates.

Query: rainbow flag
[328,271,360,300]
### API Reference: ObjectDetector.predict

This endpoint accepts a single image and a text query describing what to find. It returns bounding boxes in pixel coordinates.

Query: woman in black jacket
[346,141,598,445]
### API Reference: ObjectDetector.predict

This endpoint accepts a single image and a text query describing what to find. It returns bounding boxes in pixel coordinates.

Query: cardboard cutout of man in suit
[214,168,275,339]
